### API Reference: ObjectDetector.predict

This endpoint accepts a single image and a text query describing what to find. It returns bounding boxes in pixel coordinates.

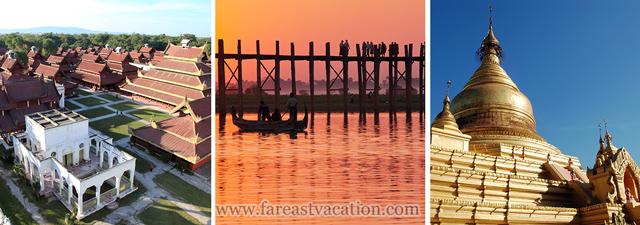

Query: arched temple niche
[624,166,640,202]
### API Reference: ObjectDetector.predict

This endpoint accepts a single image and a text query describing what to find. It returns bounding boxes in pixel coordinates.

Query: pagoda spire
[604,120,615,149]
[477,5,502,61]
[598,123,604,153]
[432,81,460,131]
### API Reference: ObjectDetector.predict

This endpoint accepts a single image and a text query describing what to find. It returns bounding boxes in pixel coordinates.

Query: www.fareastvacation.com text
[216,200,421,217]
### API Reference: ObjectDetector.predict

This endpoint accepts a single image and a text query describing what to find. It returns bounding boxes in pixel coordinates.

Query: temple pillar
[83,142,90,161]
[50,171,55,188]
[72,147,79,165]
[129,169,134,191]
[77,188,84,216]
[115,177,121,196]
[67,182,73,204]
[99,150,104,168]
[108,152,113,168]
[96,185,101,207]
[38,170,44,192]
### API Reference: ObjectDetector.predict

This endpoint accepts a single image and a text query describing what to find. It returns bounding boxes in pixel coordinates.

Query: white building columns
[96,185,101,207]
[77,188,84,216]
[115,177,121,196]
[128,169,134,189]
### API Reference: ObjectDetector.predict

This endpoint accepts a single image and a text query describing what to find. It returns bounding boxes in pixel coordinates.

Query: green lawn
[116,146,154,173]
[0,179,38,225]
[89,115,146,140]
[128,109,173,122]
[110,101,141,111]
[153,172,210,215]
[137,198,201,225]
[77,107,114,119]
[75,89,92,96]
[97,94,121,102]
[75,97,109,107]
[65,101,82,110]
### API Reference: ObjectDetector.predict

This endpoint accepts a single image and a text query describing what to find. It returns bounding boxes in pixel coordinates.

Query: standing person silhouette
[362,41,367,57]
[258,100,270,121]
[344,40,350,57]
[286,92,299,121]
[339,40,345,56]
[381,42,387,56]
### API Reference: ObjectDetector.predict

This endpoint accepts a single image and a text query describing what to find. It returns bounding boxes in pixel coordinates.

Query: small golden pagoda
[430,14,640,225]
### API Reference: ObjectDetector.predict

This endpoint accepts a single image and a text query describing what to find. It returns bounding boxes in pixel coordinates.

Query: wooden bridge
[216,39,425,125]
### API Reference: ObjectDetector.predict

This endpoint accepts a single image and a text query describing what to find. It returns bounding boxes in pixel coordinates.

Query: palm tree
[64,208,78,225]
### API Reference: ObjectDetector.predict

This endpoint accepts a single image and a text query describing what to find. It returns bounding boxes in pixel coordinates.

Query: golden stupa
[431,14,640,225]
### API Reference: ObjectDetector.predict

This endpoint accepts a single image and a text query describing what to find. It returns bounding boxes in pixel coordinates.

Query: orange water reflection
[216,112,425,224]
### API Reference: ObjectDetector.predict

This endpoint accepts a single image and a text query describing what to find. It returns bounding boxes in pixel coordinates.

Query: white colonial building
[12,109,137,219]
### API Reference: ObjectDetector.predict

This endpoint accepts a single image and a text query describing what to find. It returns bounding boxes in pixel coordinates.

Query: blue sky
[432,1,640,168]
[0,0,210,37]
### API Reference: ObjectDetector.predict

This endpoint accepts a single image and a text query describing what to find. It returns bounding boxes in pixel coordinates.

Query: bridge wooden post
[342,43,349,125]
[217,39,226,121]
[388,45,395,123]
[290,42,296,95]
[419,43,425,121]
[356,44,363,122]
[373,45,380,124]
[361,44,368,124]
[237,40,243,118]
[392,46,399,122]
[405,44,413,122]
[256,40,262,101]
[275,41,281,111]
[309,42,315,116]
[325,42,331,125]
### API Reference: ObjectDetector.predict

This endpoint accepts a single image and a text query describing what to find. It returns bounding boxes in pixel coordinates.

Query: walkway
[0,168,47,225]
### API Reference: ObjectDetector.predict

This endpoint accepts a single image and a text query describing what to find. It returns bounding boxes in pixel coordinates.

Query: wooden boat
[231,105,308,132]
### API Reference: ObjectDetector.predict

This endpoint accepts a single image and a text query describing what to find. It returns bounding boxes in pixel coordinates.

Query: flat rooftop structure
[27,109,87,129]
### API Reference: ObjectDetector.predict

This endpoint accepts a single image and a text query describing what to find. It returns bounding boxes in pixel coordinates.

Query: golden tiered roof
[450,19,562,154]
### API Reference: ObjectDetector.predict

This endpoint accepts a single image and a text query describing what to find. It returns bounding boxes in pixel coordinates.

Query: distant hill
[0,26,105,34]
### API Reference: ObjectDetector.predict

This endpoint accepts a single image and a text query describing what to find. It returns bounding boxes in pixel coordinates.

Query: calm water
[216,112,425,225]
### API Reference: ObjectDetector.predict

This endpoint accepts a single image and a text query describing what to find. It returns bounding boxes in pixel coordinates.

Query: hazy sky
[2,0,210,36]
[216,0,425,82]
[432,1,640,168]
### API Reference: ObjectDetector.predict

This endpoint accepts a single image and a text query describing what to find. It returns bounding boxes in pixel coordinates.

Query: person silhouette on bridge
[381,42,387,56]
[344,40,350,57]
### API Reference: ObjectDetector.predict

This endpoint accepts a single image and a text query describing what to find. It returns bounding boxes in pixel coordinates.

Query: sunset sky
[216,0,425,82]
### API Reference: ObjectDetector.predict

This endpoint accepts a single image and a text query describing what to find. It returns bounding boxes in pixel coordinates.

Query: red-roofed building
[130,96,211,170]
[69,61,123,89]
[106,48,137,77]
[27,47,44,72]
[139,44,155,61]
[80,53,103,63]
[128,50,146,64]
[46,55,73,74]
[33,64,77,97]
[1,55,27,77]
[0,57,62,140]
[120,40,210,107]
[99,46,112,59]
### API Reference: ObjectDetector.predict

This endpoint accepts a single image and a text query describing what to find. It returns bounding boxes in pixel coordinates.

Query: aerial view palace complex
[431,18,640,224]
[0,38,211,222]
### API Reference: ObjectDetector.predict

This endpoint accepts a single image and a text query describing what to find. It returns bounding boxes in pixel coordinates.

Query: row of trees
[0,33,210,65]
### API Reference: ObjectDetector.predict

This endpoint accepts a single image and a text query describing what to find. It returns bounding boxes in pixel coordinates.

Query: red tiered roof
[120,42,210,106]
[131,97,211,169]
[0,65,60,134]
[80,53,103,63]
[69,61,122,87]
[106,52,137,75]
